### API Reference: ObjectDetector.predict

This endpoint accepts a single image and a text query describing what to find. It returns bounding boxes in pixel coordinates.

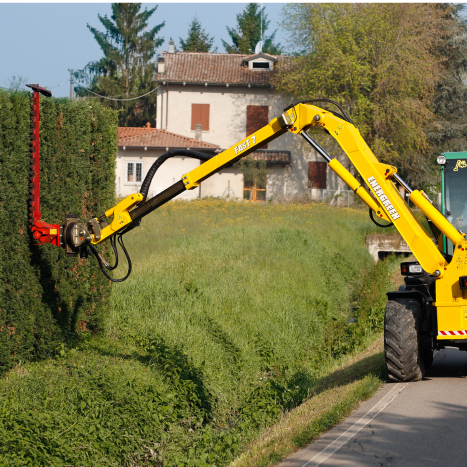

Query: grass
[0,200,400,466]
[230,338,385,467]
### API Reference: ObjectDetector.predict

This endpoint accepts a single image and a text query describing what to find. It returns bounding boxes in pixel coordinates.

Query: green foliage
[0,201,398,465]
[180,16,216,53]
[222,3,282,55]
[3,76,28,91]
[276,3,455,187]
[234,157,267,186]
[76,3,164,127]
[0,89,116,374]
[137,335,213,424]
[427,5,467,179]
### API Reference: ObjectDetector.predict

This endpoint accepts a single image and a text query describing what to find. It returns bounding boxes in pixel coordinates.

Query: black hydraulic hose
[88,149,215,282]
[284,98,354,125]
[139,149,215,202]
[100,236,119,271]
[369,207,394,228]
[88,233,132,282]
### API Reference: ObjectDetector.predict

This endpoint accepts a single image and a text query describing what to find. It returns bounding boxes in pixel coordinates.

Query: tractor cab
[439,151,467,256]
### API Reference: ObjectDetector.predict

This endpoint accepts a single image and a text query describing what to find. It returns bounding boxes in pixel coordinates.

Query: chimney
[157,56,165,74]
[168,38,175,54]
[195,123,202,141]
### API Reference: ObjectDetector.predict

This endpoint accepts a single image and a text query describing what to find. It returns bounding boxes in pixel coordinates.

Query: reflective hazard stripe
[438,330,467,336]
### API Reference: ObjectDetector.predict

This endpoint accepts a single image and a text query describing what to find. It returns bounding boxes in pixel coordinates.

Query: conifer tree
[180,17,216,53]
[222,3,282,55]
[75,3,164,127]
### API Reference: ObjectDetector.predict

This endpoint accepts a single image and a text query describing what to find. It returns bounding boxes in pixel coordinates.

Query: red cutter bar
[26,84,61,247]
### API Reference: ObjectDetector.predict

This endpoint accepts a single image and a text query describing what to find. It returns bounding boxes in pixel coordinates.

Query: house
[116,124,219,199]
[152,40,349,201]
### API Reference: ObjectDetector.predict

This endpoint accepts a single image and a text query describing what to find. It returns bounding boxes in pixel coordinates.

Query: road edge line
[302,383,407,467]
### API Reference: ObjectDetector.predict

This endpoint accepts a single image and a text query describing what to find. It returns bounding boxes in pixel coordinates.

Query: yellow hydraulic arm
[123,101,459,276]
[88,101,462,273]
[76,99,467,340]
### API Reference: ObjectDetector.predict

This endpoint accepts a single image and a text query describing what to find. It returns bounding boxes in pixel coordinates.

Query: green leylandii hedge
[0,90,117,373]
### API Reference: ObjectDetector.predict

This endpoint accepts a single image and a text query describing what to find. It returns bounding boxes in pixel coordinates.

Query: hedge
[0,90,117,373]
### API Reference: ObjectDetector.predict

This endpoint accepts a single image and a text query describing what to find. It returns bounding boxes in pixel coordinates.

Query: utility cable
[74,83,159,101]
[48,78,70,89]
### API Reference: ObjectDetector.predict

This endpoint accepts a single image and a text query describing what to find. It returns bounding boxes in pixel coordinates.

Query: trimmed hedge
[0,90,117,373]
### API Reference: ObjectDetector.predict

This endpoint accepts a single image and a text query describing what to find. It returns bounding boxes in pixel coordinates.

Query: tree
[222,3,282,55]
[427,5,467,163]
[275,4,452,187]
[75,3,164,127]
[4,76,28,91]
[180,16,216,53]
[234,157,267,189]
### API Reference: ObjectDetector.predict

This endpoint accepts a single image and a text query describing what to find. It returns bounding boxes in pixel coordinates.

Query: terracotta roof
[118,127,219,150]
[250,150,290,165]
[154,52,283,86]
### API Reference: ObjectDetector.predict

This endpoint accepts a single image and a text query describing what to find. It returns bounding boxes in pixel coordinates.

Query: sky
[0,3,287,98]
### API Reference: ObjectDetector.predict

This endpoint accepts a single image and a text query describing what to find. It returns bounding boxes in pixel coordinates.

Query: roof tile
[118,127,219,149]
[250,149,290,164]
[155,52,283,86]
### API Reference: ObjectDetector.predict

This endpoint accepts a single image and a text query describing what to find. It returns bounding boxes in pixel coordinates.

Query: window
[243,177,267,202]
[251,61,270,70]
[246,105,269,149]
[308,161,327,189]
[191,104,210,131]
[127,162,143,183]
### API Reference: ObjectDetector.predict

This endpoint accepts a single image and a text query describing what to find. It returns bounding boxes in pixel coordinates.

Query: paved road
[278,348,467,467]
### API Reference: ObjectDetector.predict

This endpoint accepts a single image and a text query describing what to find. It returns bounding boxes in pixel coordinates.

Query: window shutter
[246,105,269,149]
[191,104,210,131]
[308,161,327,189]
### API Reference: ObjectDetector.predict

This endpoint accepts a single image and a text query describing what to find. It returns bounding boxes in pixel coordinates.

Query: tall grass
[0,200,396,466]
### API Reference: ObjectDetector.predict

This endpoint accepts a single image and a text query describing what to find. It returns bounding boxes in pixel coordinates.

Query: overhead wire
[1,76,158,101]
[47,78,70,89]
[74,83,159,101]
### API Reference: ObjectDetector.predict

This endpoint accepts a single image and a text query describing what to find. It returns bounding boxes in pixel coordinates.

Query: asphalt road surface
[278,348,467,467]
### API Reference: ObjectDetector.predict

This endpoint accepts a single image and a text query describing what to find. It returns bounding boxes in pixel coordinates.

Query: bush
[0,90,117,373]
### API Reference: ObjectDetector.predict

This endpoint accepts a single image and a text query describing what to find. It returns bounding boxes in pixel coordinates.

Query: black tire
[422,348,434,369]
[384,298,425,382]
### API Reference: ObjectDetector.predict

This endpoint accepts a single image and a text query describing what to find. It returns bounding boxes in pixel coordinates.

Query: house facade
[154,45,349,201]
[117,45,351,202]
[116,125,219,199]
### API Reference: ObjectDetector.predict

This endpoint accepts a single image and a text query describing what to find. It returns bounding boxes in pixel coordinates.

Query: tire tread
[384,298,424,382]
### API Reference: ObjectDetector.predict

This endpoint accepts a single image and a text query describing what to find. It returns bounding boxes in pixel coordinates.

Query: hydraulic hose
[284,98,354,125]
[88,151,215,282]
[369,207,394,228]
[88,233,132,283]
[139,149,215,202]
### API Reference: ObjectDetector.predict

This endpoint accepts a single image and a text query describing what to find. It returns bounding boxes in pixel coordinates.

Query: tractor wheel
[384,298,424,382]
[422,348,434,369]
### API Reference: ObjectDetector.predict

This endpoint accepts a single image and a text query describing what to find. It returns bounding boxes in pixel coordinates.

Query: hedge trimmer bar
[25,84,137,272]
[27,84,62,247]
